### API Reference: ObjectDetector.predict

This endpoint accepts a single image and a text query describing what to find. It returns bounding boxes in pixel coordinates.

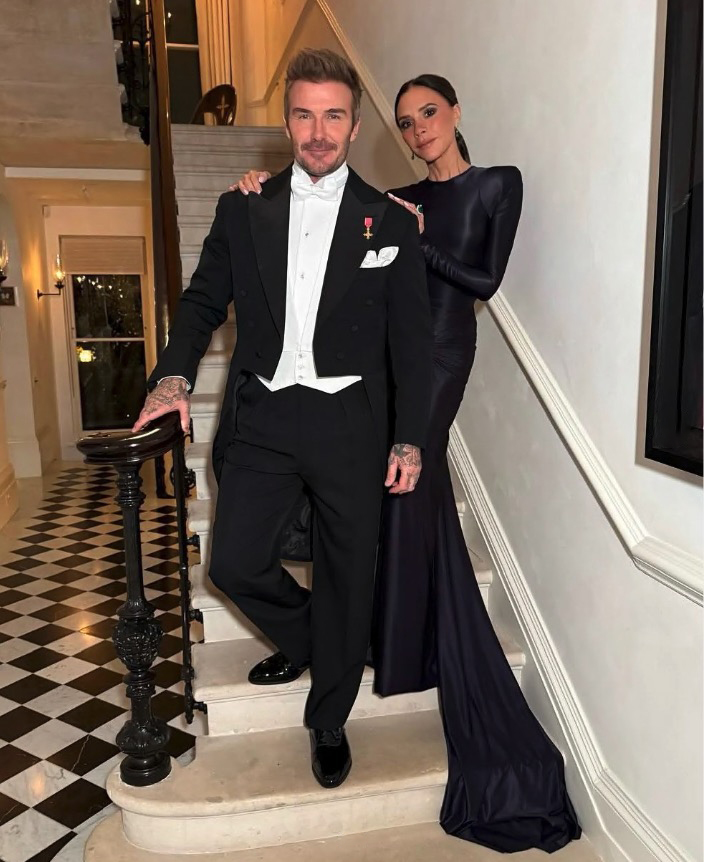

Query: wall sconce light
[0,239,17,306]
[37,253,66,299]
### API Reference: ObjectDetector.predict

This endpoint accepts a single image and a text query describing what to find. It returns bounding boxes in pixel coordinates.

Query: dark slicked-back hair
[284,48,363,123]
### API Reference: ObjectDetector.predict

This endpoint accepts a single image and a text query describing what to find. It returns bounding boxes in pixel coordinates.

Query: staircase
[0,0,128,147]
[86,126,592,861]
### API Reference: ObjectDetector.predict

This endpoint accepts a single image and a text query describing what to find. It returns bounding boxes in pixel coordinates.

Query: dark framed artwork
[645,0,703,476]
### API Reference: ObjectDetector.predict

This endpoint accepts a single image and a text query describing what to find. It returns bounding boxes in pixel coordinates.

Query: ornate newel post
[77,414,184,787]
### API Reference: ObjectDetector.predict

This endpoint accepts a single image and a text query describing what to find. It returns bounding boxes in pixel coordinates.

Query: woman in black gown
[374,75,580,853]
[231,75,580,853]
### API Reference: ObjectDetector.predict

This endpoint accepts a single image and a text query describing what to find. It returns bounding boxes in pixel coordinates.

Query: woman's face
[396,85,460,164]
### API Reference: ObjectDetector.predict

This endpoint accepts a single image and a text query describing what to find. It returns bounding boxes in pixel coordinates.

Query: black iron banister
[77,414,205,787]
[171,438,206,723]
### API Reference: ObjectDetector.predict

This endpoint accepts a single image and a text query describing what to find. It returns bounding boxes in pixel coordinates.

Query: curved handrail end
[76,412,183,466]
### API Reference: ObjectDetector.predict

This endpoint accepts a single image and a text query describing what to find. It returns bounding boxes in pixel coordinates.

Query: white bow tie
[291,173,340,202]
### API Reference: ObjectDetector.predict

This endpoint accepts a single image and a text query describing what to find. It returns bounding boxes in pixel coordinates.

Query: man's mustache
[302,141,337,152]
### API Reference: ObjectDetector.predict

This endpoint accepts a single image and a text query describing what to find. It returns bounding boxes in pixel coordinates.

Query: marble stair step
[105,711,449,855]
[171,123,291,153]
[175,167,288,194]
[174,149,291,172]
[190,544,493,644]
[187,494,492,612]
[176,194,219,219]
[193,637,446,736]
[87,811,599,861]
[190,561,311,642]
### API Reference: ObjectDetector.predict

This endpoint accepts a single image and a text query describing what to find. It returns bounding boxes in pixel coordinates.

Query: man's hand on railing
[132,377,191,434]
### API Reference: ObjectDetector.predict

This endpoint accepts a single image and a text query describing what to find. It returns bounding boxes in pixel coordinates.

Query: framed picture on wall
[645,0,703,477]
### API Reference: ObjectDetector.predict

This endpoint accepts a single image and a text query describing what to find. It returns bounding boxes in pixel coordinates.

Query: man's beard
[296,139,349,177]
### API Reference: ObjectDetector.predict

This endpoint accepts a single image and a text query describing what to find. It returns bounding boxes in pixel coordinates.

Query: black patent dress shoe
[309,727,352,788]
[248,651,310,686]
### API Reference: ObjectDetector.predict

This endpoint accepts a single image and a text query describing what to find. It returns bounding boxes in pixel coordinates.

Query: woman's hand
[228,170,271,195]
[387,193,425,234]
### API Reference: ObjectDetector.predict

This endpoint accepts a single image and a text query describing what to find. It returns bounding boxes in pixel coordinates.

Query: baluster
[77,414,185,788]
[172,437,206,723]
[113,464,171,786]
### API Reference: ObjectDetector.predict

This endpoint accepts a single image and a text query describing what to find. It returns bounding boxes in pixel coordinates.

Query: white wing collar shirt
[257,160,362,393]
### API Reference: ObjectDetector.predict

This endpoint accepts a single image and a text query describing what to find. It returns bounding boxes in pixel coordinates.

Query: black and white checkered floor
[0,465,204,862]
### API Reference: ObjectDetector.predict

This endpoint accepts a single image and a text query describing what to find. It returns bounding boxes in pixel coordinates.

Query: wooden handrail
[76,413,182,466]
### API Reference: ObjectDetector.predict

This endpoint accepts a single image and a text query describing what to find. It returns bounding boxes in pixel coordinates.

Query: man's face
[285,80,360,178]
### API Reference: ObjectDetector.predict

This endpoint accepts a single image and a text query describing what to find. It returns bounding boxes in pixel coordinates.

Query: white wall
[327,0,702,556]
[43,204,155,460]
[300,2,702,860]
[0,191,19,522]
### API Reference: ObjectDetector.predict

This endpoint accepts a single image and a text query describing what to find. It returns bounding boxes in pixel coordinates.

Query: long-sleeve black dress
[371,165,582,853]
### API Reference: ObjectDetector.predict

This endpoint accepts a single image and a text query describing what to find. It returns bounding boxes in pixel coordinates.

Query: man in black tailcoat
[133,48,431,789]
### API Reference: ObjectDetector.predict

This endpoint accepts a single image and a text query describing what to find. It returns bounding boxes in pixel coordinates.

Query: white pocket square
[360,246,399,268]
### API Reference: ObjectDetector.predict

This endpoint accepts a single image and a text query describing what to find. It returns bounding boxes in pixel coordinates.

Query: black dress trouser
[209,374,384,730]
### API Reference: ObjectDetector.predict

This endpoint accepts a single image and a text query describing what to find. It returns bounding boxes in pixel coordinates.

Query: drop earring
[411,151,416,160]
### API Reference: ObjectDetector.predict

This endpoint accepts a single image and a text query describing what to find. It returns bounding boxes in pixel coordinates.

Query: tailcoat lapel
[248,165,292,338]
[316,169,388,327]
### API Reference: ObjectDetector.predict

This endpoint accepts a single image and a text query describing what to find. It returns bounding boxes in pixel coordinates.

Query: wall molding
[448,425,695,862]
[487,292,702,606]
